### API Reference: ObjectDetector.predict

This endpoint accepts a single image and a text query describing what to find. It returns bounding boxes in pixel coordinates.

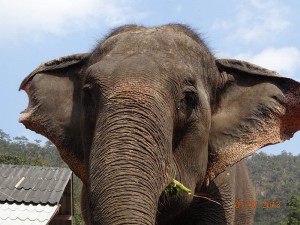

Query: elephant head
[19,24,300,224]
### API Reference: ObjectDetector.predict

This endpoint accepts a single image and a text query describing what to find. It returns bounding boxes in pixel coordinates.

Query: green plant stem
[172,179,192,195]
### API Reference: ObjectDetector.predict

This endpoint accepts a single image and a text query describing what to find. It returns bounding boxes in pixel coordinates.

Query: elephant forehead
[109,81,165,101]
[88,53,172,96]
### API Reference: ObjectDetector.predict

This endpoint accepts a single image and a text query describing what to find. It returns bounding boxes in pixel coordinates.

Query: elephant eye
[177,91,198,121]
[83,84,92,92]
[184,91,198,109]
[82,84,94,100]
[82,84,96,117]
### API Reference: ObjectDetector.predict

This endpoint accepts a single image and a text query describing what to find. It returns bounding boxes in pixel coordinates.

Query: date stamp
[235,200,281,209]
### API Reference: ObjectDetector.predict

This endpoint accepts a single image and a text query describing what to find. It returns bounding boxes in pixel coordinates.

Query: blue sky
[0,0,300,155]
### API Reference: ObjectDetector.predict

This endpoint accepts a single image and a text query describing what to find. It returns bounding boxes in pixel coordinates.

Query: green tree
[0,153,50,166]
[287,195,300,225]
[0,154,28,165]
[0,129,11,153]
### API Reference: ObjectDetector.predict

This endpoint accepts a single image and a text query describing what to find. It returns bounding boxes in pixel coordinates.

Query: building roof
[0,202,59,225]
[0,164,72,204]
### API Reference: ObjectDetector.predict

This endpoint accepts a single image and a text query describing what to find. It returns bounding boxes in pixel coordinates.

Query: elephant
[19,24,300,224]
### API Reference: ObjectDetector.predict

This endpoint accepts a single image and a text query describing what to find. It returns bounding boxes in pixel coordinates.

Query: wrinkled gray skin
[19,24,300,225]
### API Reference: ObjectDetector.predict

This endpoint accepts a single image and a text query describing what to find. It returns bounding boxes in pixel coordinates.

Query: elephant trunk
[88,87,174,224]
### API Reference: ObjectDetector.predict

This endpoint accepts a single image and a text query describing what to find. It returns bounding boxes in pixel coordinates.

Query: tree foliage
[286,195,300,225]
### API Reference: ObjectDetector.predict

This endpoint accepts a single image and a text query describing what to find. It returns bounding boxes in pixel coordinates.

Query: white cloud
[213,0,291,43]
[0,0,145,41]
[235,47,300,77]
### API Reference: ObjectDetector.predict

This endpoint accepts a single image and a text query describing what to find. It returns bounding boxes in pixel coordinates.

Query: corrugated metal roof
[0,202,59,225]
[0,164,72,204]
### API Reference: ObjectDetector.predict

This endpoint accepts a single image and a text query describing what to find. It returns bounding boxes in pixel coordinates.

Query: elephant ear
[19,54,90,90]
[207,59,300,185]
[19,53,90,184]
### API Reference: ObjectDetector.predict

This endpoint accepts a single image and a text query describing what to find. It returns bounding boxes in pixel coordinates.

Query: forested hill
[246,152,300,225]
[0,129,66,167]
[0,129,299,224]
